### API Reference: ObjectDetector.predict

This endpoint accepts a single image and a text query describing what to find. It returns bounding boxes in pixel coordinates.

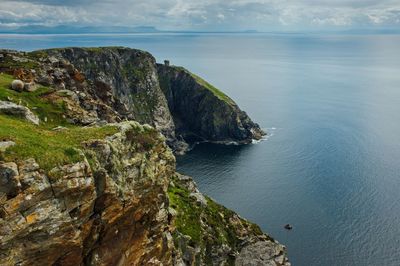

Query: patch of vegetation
[0,73,67,126]
[0,115,117,171]
[125,124,159,151]
[168,180,202,244]
[26,50,48,60]
[0,54,39,70]
[0,74,118,170]
[190,72,235,106]
[81,46,124,53]
[168,175,268,264]
[172,66,235,105]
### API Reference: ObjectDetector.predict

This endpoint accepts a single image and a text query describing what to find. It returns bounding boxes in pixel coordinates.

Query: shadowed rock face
[157,64,265,144]
[42,47,179,150]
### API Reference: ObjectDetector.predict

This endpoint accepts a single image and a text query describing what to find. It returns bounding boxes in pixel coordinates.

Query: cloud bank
[0,0,399,31]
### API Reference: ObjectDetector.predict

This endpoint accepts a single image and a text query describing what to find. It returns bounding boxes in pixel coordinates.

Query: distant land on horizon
[0,25,399,35]
[0,25,263,34]
[0,25,161,34]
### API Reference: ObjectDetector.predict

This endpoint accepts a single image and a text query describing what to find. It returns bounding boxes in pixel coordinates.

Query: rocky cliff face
[157,65,264,144]
[0,122,176,265]
[0,47,264,153]
[169,175,290,266]
[42,47,178,148]
[0,47,288,265]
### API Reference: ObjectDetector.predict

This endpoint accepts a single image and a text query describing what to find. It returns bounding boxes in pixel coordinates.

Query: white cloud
[0,0,399,30]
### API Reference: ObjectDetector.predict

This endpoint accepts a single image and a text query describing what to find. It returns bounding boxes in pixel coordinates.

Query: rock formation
[157,64,265,144]
[0,100,40,125]
[0,47,264,153]
[0,47,289,265]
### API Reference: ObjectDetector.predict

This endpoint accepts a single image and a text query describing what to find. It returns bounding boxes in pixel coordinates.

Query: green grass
[169,175,267,262]
[0,115,117,171]
[171,66,235,105]
[0,73,67,126]
[168,181,202,244]
[0,73,118,170]
[190,72,235,105]
[0,55,39,70]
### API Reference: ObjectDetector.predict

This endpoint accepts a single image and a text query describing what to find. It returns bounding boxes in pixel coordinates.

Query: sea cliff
[0,47,289,265]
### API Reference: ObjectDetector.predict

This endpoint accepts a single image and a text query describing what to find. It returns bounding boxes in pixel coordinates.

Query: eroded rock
[0,122,175,265]
[24,81,37,92]
[0,100,39,125]
[0,162,20,198]
[0,141,16,152]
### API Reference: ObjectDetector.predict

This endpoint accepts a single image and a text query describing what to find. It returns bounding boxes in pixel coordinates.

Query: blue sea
[1,33,400,265]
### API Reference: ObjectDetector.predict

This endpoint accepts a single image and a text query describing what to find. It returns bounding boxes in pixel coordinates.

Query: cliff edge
[0,47,288,265]
[0,47,264,153]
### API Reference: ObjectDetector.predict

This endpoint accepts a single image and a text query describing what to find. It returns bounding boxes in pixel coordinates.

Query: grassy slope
[0,73,117,170]
[0,73,67,125]
[168,175,264,252]
[172,66,236,106]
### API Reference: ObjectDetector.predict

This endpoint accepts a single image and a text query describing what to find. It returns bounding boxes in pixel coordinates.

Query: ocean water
[1,33,400,265]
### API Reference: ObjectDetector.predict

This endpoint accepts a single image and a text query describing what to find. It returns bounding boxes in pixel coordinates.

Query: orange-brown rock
[13,68,34,82]
[0,122,175,265]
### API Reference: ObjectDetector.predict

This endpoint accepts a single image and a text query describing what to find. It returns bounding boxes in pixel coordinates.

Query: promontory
[0,47,289,265]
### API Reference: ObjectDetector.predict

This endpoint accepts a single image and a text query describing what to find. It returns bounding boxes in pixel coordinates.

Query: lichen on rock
[168,174,290,266]
[0,47,289,265]
[0,121,176,265]
[1,47,265,153]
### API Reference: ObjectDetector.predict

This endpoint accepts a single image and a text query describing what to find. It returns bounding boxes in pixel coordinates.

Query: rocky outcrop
[0,122,176,265]
[157,65,265,144]
[0,141,15,152]
[169,174,289,266]
[42,47,178,146]
[0,121,288,265]
[0,100,39,125]
[0,47,264,153]
[0,47,288,265]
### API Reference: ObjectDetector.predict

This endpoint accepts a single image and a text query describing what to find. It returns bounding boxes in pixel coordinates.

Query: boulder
[236,241,291,266]
[10,80,24,92]
[0,141,16,152]
[0,162,21,198]
[24,81,37,92]
[0,101,40,125]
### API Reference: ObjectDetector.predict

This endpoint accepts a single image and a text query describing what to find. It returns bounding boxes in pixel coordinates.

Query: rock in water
[11,79,24,92]
[284,224,293,230]
[0,101,40,125]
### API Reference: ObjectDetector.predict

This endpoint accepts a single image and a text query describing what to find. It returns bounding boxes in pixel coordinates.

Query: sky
[0,0,399,31]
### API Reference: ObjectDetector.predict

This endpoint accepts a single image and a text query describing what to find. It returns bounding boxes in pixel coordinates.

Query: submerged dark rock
[284,224,293,230]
